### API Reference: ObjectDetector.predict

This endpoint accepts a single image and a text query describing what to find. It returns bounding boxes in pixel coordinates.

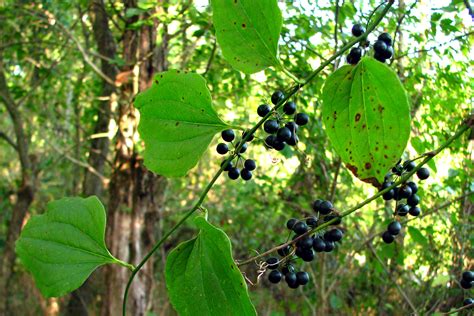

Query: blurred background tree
[0,0,472,315]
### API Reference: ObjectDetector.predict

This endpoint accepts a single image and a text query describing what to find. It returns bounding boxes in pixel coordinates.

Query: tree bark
[0,53,35,315]
[82,0,118,197]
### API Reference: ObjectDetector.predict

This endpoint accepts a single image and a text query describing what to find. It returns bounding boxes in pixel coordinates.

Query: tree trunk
[102,5,168,315]
[0,54,35,315]
[82,0,118,197]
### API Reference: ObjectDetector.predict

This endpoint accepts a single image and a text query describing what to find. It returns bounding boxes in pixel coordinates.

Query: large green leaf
[135,70,229,177]
[165,216,256,316]
[322,57,411,186]
[15,196,129,297]
[210,0,282,74]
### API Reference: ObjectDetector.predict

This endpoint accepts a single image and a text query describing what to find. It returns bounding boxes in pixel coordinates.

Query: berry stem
[122,2,396,314]
[237,118,472,267]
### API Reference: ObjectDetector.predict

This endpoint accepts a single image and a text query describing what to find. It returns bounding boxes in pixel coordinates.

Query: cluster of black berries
[460,270,473,290]
[217,129,256,181]
[380,160,430,244]
[347,23,393,65]
[265,199,343,288]
[258,90,309,151]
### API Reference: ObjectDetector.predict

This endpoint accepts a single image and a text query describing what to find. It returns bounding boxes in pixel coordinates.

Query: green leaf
[165,216,256,316]
[135,70,229,177]
[15,196,129,297]
[210,0,282,74]
[407,226,428,246]
[322,57,411,186]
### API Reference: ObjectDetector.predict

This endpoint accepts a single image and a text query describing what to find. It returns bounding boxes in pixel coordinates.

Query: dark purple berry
[296,271,309,285]
[463,298,474,306]
[374,40,388,53]
[265,135,277,148]
[409,206,421,217]
[244,159,256,171]
[324,215,342,225]
[283,101,296,115]
[324,240,335,252]
[286,218,297,230]
[268,270,282,284]
[462,271,474,282]
[407,194,420,206]
[297,236,314,249]
[240,168,252,181]
[396,204,409,216]
[300,248,315,262]
[293,221,308,235]
[294,113,309,126]
[242,130,255,142]
[257,104,271,117]
[221,159,233,171]
[417,167,430,180]
[266,257,279,270]
[388,221,402,235]
[271,90,285,105]
[216,143,229,155]
[313,237,326,252]
[352,24,366,37]
[276,127,292,142]
[264,120,279,134]
[277,245,291,257]
[306,216,318,227]
[324,228,343,242]
[228,167,240,180]
[239,142,248,153]
[398,185,413,199]
[319,200,333,215]
[221,129,235,142]
[378,32,392,46]
[403,161,416,171]
[382,231,395,244]
[407,181,418,194]
[461,278,472,289]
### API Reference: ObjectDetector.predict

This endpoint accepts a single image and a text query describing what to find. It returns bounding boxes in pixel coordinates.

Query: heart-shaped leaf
[16,196,129,297]
[322,57,411,186]
[135,70,229,177]
[165,216,256,316]
[210,0,282,74]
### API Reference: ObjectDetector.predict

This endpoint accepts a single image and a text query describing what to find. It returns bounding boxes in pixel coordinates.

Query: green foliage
[165,216,256,316]
[15,196,127,297]
[322,57,411,186]
[135,70,230,177]
[210,0,282,74]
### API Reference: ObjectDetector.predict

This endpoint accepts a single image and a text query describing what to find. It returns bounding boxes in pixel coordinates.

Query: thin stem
[237,119,472,266]
[122,2,395,314]
[280,65,302,83]
[442,303,474,315]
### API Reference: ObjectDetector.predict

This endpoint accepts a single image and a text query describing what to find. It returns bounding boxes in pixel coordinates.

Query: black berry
[374,40,388,54]
[387,221,402,235]
[312,199,323,212]
[265,135,277,148]
[294,113,309,126]
[407,181,418,194]
[239,142,248,153]
[374,51,386,63]
[285,121,299,133]
[286,218,297,230]
[242,130,255,142]
[378,32,392,46]
[266,257,279,269]
[383,189,395,201]
[271,90,285,105]
[244,159,256,171]
[381,45,393,59]
[396,204,409,216]
[300,248,315,262]
[398,185,413,199]
[409,206,420,217]
[324,228,343,242]
[277,245,291,257]
[347,47,362,65]
[264,120,279,134]
[319,200,333,215]
[272,139,285,151]
[257,104,271,117]
[228,167,240,180]
[276,127,292,142]
[283,101,296,115]
[417,167,430,180]
[296,236,314,249]
[221,159,233,171]
[296,271,310,285]
[324,215,342,225]
[461,278,472,289]
[313,237,326,252]
[268,270,282,284]
[382,231,395,244]
[463,298,474,306]
[240,168,252,181]
[352,24,366,37]
[403,161,416,171]
[407,194,420,206]
[221,129,235,142]
[306,216,318,227]
[324,240,335,252]
[462,271,474,282]
[293,221,309,235]
[216,143,229,155]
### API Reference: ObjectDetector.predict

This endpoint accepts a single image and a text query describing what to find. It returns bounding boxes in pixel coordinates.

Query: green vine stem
[237,117,473,267]
[122,1,395,314]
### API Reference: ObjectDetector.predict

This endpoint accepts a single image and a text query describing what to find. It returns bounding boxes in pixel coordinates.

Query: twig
[392,0,418,49]
[367,242,418,313]
[0,131,18,151]
[203,39,217,76]
[237,119,472,266]
[442,303,474,315]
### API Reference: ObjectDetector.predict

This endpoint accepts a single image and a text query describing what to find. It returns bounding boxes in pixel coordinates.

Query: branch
[237,117,473,267]
[0,131,17,151]
[122,2,396,314]
[443,303,474,315]
[391,0,418,49]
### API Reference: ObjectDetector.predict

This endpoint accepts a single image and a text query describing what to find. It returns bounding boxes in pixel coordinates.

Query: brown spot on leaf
[378,104,385,113]
[365,162,372,169]
[384,154,388,159]
[333,111,337,120]
[242,23,246,28]
[175,122,180,126]
[362,124,366,129]
[355,113,361,122]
